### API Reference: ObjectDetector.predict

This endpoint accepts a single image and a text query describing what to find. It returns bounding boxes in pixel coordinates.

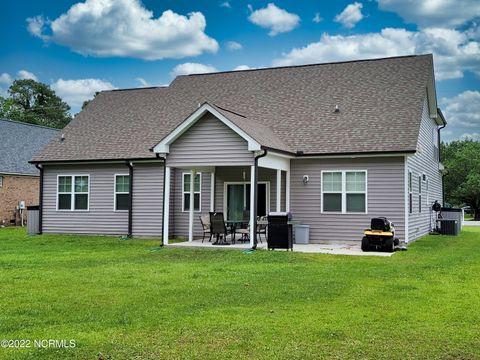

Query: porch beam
[163,166,171,245]
[249,165,256,247]
[276,169,281,212]
[189,169,195,242]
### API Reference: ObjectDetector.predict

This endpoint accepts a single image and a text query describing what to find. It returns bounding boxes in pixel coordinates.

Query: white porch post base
[250,165,256,247]
[189,169,195,242]
[163,166,171,245]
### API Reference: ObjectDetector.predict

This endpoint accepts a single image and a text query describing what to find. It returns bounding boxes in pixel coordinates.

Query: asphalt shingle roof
[33,54,434,162]
[0,119,59,175]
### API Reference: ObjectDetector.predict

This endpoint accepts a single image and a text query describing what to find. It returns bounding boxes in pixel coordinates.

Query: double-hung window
[115,175,130,211]
[322,171,367,213]
[57,175,89,211]
[183,173,201,212]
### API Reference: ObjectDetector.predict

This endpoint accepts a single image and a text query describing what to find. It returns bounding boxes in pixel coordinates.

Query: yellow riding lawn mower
[362,217,400,252]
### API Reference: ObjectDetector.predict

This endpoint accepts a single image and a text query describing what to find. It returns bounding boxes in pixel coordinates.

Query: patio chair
[199,215,212,243]
[256,215,268,243]
[235,210,250,243]
[209,212,231,244]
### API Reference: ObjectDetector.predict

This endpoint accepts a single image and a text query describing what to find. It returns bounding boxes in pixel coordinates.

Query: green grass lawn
[1,228,479,359]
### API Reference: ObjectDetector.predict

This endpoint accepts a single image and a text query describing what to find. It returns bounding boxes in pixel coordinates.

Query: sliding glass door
[226,183,268,221]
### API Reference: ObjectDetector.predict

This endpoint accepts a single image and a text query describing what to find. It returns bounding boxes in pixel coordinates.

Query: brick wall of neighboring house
[0,174,39,225]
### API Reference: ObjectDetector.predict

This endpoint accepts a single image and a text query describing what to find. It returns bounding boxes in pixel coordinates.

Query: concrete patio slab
[169,238,395,256]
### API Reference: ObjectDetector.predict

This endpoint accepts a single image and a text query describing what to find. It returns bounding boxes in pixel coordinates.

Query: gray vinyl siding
[167,113,253,167]
[290,157,406,243]
[43,164,129,235]
[132,163,163,237]
[407,96,443,241]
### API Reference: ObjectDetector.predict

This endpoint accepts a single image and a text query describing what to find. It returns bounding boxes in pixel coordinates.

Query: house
[31,54,446,245]
[0,119,59,225]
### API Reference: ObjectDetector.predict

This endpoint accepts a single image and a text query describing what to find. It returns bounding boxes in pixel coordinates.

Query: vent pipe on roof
[60,134,65,141]
[334,105,340,113]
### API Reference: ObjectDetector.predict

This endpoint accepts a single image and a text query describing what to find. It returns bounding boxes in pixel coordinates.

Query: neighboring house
[0,119,59,225]
[31,54,446,245]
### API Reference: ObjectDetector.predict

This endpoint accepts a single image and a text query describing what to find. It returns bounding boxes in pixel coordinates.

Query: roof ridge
[178,54,431,77]
[0,118,60,131]
[103,86,169,93]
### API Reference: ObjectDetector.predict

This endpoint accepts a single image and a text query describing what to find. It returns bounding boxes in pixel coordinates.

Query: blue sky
[1,0,479,141]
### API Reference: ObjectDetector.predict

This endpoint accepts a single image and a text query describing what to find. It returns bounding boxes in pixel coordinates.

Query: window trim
[408,171,413,214]
[56,174,90,212]
[320,170,368,214]
[113,174,130,212]
[182,172,202,213]
[0,175,3,187]
[418,174,422,213]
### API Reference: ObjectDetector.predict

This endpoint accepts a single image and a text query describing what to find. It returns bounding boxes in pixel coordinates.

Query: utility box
[27,205,40,235]
[440,208,463,233]
[437,219,459,236]
[294,225,310,244]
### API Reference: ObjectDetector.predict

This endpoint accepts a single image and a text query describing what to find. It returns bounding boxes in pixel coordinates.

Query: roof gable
[153,103,261,153]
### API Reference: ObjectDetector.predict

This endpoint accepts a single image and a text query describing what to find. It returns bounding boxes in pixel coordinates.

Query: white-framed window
[408,171,413,214]
[0,175,3,187]
[182,172,201,212]
[321,170,367,213]
[114,174,130,211]
[57,175,89,211]
[418,174,422,213]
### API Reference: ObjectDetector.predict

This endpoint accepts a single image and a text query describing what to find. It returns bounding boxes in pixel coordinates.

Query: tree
[0,79,71,128]
[442,139,480,220]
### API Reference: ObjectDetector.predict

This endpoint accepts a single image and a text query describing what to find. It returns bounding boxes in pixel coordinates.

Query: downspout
[156,154,167,246]
[438,123,446,205]
[34,164,43,234]
[252,149,268,250]
[126,161,134,238]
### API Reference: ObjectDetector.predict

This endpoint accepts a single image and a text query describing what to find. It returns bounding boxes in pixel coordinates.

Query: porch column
[286,168,290,212]
[250,165,256,247]
[163,166,171,245]
[189,169,195,242]
[276,169,281,212]
[210,168,215,212]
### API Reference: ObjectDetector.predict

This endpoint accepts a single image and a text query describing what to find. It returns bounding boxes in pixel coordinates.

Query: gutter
[156,153,167,246]
[34,164,43,234]
[252,149,268,250]
[438,122,447,205]
[126,161,134,237]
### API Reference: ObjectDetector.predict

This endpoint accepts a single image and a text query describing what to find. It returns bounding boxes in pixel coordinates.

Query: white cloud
[219,1,231,9]
[27,0,218,60]
[226,41,243,51]
[313,12,323,24]
[26,15,48,40]
[170,63,218,77]
[440,90,480,141]
[135,78,151,87]
[378,0,480,28]
[273,27,480,80]
[335,2,364,29]
[0,73,12,85]
[248,3,300,36]
[17,70,38,81]
[51,78,116,107]
[233,65,253,71]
